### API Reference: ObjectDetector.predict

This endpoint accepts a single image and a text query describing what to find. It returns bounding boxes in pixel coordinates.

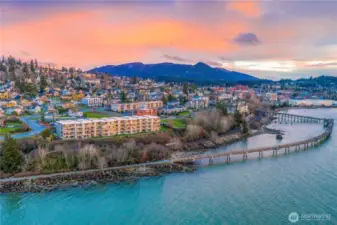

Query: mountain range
[89,62,259,84]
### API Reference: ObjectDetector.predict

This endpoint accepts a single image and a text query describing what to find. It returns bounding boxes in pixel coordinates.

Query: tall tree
[69,67,76,74]
[191,84,197,93]
[234,110,243,127]
[241,119,249,134]
[23,62,29,74]
[61,66,68,72]
[131,76,138,84]
[40,75,48,91]
[216,102,228,116]
[0,135,24,173]
[34,59,38,68]
[167,94,176,102]
[30,59,35,73]
[179,95,188,105]
[183,83,189,95]
[120,90,127,103]
[161,95,168,105]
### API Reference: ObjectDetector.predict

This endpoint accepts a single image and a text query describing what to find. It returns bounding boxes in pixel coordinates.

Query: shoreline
[0,163,196,193]
[1,108,332,193]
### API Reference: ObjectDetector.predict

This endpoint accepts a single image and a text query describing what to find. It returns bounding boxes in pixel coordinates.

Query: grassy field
[84,112,113,118]
[177,111,192,117]
[0,120,26,135]
[162,118,186,128]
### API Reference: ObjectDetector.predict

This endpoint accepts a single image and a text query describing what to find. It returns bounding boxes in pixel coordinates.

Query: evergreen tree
[23,62,29,74]
[131,76,138,84]
[69,67,76,74]
[241,119,249,134]
[167,94,176,102]
[41,111,46,123]
[0,63,6,72]
[40,75,48,91]
[179,95,188,105]
[8,56,16,72]
[120,90,127,103]
[216,102,228,116]
[30,59,35,73]
[183,83,189,95]
[0,135,24,173]
[234,110,242,126]
[162,95,168,105]
[191,84,197,93]
[34,59,38,68]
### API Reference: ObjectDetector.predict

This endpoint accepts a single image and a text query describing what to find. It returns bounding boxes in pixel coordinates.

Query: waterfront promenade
[173,113,333,164]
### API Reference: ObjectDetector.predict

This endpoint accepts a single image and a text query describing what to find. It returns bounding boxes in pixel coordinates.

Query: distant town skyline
[1,1,337,79]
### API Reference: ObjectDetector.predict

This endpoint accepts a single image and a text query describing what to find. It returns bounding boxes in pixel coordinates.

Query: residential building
[136,107,157,116]
[111,101,163,112]
[187,96,209,109]
[68,109,84,117]
[81,97,103,107]
[0,92,8,100]
[55,116,161,140]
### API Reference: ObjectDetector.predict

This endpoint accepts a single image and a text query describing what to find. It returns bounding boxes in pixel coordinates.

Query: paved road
[0,115,47,140]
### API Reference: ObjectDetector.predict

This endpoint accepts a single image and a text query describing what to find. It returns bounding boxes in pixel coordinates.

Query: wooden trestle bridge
[172,113,334,165]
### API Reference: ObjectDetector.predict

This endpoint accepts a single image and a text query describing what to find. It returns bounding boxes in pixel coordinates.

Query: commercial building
[55,116,161,140]
[111,101,163,112]
[81,97,103,107]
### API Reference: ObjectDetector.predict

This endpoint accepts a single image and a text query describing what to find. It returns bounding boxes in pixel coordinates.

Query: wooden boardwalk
[172,113,334,164]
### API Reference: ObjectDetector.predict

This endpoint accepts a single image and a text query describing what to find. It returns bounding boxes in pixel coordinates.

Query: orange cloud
[1,9,246,68]
[227,1,260,18]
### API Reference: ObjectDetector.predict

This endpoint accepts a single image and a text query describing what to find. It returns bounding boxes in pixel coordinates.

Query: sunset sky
[1,0,337,79]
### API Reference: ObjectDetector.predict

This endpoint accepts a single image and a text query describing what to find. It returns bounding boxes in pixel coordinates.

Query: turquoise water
[1,109,337,225]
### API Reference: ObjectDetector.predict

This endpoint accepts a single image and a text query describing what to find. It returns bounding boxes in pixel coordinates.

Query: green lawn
[177,111,191,117]
[84,112,112,118]
[162,118,186,128]
[0,127,15,134]
[0,120,26,135]
[5,121,23,127]
[23,112,32,116]
[160,125,169,131]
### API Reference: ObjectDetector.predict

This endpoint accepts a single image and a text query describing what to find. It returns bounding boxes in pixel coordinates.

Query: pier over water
[172,112,334,165]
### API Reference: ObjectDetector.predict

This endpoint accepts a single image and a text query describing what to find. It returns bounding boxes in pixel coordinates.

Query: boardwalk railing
[172,113,334,164]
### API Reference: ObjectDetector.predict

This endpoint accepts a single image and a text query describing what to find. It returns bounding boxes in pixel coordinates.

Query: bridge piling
[209,157,214,165]
[226,155,231,164]
[258,151,263,158]
[243,152,248,161]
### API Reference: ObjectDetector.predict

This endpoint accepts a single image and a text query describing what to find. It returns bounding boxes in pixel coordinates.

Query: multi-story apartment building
[187,96,209,109]
[55,116,161,140]
[81,97,103,107]
[111,101,163,112]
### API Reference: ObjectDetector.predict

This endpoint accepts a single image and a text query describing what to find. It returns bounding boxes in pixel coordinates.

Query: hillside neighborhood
[0,55,336,177]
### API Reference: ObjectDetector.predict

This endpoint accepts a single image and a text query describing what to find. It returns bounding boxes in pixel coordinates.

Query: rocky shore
[0,163,195,193]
